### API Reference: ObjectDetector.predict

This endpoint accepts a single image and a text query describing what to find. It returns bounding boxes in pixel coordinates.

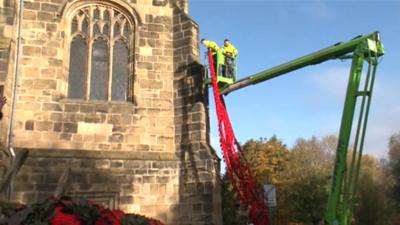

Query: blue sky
[189,1,400,160]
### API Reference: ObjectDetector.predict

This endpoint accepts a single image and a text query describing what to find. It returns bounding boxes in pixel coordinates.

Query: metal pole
[6,0,24,201]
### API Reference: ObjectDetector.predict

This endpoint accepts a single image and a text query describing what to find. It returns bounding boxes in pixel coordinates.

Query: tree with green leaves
[280,136,335,225]
[242,136,290,225]
[221,173,248,225]
[221,135,289,225]
[389,133,400,206]
[388,132,400,225]
[353,155,393,225]
[242,135,290,185]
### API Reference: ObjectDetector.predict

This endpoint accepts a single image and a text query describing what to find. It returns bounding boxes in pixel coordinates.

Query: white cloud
[299,0,332,19]
[307,67,348,98]
[307,67,400,158]
[364,124,395,158]
[270,0,333,20]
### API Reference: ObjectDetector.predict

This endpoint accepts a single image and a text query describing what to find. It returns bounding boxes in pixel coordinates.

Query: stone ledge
[15,148,180,161]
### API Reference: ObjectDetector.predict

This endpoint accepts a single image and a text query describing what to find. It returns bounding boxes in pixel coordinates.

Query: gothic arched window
[67,5,134,101]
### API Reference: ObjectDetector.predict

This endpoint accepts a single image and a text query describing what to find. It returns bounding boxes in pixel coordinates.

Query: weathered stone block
[148,24,163,32]
[112,126,126,133]
[60,133,72,141]
[80,105,95,113]
[33,79,57,89]
[42,103,62,111]
[39,68,55,77]
[143,176,156,183]
[124,160,142,169]
[25,120,34,130]
[53,123,62,132]
[78,122,112,135]
[50,0,64,4]
[154,16,171,24]
[109,133,124,143]
[24,101,41,110]
[35,121,53,131]
[72,134,83,142]
[95,104,108,113]
[63,123,77,133]
[23,10,36,20]
[95,160,110,169]
[136,144,150,151]
[140,80,163,89]
[137,62,153,70]
[153,49,163,56]
[98,144,109,150]
[145,14,153,23]
[48,58,62,66]
[107,115,121,124]
[42,47,57,57]
[65,104,79,112]
[156,176,169,184]
[37,12,54,22]
[150,145,163,151]
[25,2,40,10]
[152,0,168,6]
[41,3,59,12]
[110,160,123,168]
[95,135,107,142]
[23,46,41,57]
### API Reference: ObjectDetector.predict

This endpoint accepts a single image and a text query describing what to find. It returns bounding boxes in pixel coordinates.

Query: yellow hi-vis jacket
[222,44,238,58]
[203,40,219,52]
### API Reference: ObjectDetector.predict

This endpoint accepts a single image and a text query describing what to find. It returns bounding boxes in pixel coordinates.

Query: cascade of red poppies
[207,50,269,225]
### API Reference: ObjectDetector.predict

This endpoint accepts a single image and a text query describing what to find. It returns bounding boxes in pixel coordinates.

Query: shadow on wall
[177,61,206,184]
[175,59,222,224]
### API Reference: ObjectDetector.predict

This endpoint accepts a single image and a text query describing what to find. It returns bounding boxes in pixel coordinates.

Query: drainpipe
[5,0,24,200]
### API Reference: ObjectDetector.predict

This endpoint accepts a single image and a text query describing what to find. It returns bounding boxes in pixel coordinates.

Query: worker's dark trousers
[224,57,234,78]
[212,54,218,74]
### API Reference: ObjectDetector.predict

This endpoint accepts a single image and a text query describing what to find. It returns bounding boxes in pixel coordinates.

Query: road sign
[263,184,277,207]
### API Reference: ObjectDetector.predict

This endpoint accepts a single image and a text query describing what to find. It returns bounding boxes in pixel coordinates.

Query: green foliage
[389,133,400,207]
[388,132,400,225]
[221,174,248,225]
[353,155,392,225]
[242,135,290,185]
[280,136,334,225]
[220,133,400,225]
[221,135,289,225]
[122,214,155,225]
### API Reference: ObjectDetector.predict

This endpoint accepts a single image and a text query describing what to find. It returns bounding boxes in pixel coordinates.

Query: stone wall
[172,6,222,225]
[0,1,13,83]
[6,0,176,151]
[0,0,221,224]
[13,149,180,223]
[0,0,14,82]
[0,0,16,144]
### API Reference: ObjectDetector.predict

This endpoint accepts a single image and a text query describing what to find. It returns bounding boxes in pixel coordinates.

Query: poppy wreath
[0,196,164,225]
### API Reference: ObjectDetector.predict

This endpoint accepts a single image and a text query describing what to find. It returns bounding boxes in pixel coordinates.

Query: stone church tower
[0,0,222,224]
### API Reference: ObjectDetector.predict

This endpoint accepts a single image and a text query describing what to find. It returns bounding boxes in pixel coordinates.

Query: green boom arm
[220,32,383,95]
[218,32,384,225]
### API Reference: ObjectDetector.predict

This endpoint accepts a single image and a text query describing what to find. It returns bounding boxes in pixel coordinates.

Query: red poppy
[50,206,82,225]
